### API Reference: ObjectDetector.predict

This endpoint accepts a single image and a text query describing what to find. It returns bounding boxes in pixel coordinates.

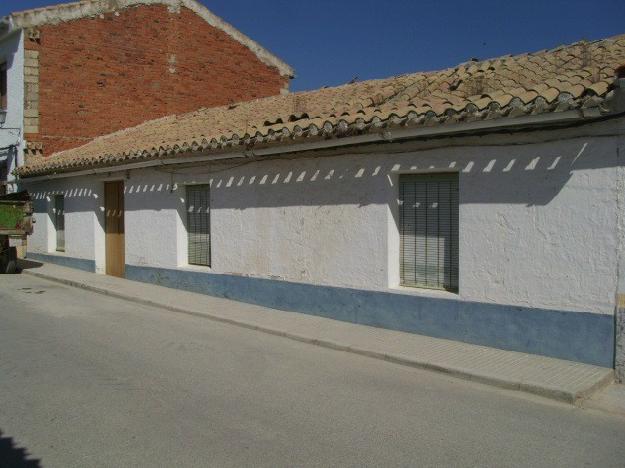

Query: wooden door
[105,181,125,277]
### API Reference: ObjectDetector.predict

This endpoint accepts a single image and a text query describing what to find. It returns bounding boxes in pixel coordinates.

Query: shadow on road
[0,430,41,467]
[16,259,43,272]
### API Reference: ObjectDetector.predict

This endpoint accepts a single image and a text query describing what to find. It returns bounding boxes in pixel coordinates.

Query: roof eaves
[17,90,614,179]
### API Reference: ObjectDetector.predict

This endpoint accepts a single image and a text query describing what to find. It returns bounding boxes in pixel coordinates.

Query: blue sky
[2,0,624,91]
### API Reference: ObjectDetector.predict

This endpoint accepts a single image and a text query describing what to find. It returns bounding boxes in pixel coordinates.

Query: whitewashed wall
[124,176,182,268]
[24,130,620,316]
[0,31,24,192]
[28,178,102,264]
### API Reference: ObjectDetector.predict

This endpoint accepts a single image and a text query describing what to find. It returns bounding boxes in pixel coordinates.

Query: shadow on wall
[131,139,603,208]
[26,138,611,215]
[0,430,42,467]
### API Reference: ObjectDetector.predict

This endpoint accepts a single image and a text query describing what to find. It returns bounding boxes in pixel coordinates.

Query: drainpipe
[614,69,625,382]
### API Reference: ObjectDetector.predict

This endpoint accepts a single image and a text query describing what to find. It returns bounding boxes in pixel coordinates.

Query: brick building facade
[0,0,293,189]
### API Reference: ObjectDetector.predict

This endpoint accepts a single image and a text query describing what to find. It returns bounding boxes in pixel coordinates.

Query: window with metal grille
[53,195,65,252]
[186,185,211,266]
[399,173,459,292]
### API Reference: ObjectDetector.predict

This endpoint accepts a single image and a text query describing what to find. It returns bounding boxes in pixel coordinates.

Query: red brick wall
[24,4,289,156]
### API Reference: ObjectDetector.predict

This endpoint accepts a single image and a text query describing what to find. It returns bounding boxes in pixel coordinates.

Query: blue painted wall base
[125,264,615,368]
[26,252,96,273]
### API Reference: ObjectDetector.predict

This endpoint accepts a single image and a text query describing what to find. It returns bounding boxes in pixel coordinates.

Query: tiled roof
[19,33,625,178]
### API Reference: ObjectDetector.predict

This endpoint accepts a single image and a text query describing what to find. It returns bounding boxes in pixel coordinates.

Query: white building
[0,24,24,195]
[17,34,625,379]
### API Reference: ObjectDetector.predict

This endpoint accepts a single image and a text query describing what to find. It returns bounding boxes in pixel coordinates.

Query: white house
[17,34,625,379]
[0,23,24,195]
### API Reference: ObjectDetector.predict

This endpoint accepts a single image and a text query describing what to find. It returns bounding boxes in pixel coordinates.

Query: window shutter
[186,185,211,266]
[399,173,458,291]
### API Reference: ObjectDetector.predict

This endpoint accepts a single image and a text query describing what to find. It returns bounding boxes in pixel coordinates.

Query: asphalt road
[1,274,624,468]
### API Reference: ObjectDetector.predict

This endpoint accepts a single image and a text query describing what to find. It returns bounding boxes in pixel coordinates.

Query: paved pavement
[1,274,625,467]
[19,260,614,404]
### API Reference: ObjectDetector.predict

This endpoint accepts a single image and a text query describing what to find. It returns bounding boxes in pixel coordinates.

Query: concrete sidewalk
[17,259,613,404]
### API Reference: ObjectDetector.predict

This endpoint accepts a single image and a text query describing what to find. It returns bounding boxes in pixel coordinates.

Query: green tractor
[0,191,33,274]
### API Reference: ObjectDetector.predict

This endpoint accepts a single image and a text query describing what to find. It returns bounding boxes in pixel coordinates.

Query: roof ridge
[451,33,625,68]
[3,0,294,78]
[292,33,625,97]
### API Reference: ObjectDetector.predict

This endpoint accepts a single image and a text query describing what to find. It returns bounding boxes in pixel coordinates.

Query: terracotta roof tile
[588,81,610,95]
[19,33,625,178]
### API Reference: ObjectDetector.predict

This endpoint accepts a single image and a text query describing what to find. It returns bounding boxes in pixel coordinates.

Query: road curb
[22,268,613,405]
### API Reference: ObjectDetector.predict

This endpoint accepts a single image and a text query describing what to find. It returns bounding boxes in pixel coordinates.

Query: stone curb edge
[22,268,613,405]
